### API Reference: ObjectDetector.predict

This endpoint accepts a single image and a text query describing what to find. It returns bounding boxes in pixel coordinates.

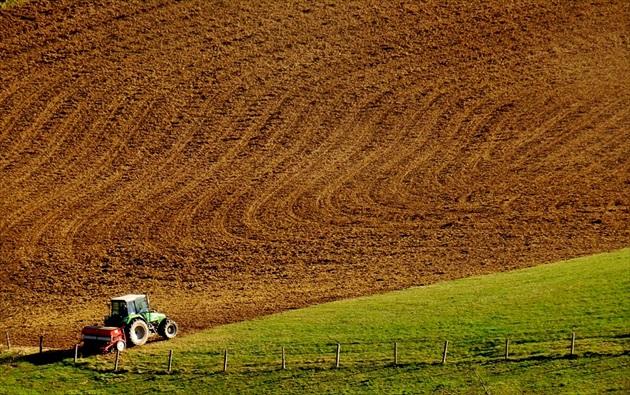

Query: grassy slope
[2,249,629,394]
[0,0,27,8]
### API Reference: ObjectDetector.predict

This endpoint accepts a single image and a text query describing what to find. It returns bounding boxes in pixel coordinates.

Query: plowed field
[1,0,628,347]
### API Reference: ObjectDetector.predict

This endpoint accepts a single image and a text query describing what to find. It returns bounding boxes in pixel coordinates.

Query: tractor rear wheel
[127,319,149,346]
[158,319,178,340]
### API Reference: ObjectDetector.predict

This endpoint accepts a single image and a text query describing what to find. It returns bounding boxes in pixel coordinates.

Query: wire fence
[1,329,628,395]
[51,331,627,375]
[3,329,628,378]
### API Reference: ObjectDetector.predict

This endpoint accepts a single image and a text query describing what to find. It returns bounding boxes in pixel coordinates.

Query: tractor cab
[105,294,152,327]
[111,295,148,315]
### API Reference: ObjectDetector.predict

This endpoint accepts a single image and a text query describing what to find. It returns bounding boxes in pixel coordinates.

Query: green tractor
[82,294,178,351]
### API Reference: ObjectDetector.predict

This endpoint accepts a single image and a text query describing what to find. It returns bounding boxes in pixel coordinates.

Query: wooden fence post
[74,344,79,363]
[114,349,120,371]
[570,332,576,356]
[505,338,509,361]
[39,335,43,354]
[394,342,398,365]
[281,346,286,370]
[335,343,341,368]
[168,350,174,372]
[5,332,9,350]
[223,349,228,372]
[442,340,448,364]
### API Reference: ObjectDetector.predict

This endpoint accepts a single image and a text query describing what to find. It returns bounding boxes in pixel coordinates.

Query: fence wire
[70,331,629,375]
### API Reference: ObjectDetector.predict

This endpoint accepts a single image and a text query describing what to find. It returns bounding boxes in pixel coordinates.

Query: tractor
[81,294,178,353]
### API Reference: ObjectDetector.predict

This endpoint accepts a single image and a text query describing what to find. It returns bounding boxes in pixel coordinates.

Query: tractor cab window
[134,298,149,314]
[111,300,129,317]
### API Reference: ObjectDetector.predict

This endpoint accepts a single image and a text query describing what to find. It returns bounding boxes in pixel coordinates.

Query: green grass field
[0,0,25,8]
[2,249,629,394]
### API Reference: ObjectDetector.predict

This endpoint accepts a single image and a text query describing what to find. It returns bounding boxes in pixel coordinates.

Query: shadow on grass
[21,349,73,365]
[498,349,630,364]
[6,335,173,368]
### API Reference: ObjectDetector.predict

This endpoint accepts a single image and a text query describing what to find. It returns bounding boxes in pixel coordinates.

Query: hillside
[0,0,628,346]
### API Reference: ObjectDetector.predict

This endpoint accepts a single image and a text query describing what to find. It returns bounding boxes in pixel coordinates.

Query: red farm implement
[81,326,126,353]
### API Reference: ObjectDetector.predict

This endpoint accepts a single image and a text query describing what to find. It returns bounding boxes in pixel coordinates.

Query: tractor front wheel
[158,319,178,340]
[127,319,149,346]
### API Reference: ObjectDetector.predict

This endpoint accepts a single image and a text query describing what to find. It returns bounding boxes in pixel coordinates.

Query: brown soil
[0,0,628,348]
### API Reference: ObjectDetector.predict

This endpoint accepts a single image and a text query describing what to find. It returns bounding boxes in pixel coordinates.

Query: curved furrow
[59,97,174,261]
[0,78,51,142]
[55,2,275,255]
[78,8,306,254]
[184,91,310,243]
[96,72,264,244]
[128,93,245,252]
[0,85,81,232]
[169,4,454,243]
[172,48,374,243]
[250,84,402,232]
[239,96,341,237]
[439,91,572,197]
[500,97,593,173]
[0,67,132,236]
[108,3,335,247]
[531,99,630,187]
[362,75,564,250]
[368,82,463,208]
[303,80,451,229]
[356,82,507,216]
[97,0,420,248]
[59,71,221,244]
[3,42,198,250]
[422,83,527,197]
[363,75,548,223]
[425,89,530,203]
[142,69,293,246]
[360,89,491,222]
[293,71,447,219]
[0,78,75,168]
[582,108,630,164]
[10,88,155,262]
[389,85,457,200]
[7,91,86,187]
[91,102,199,248]
[535,93,628,158]
[394,84,559,206]
[179,92,309,243]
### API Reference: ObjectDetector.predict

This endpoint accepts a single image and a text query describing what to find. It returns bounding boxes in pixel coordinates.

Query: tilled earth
[0,0,628,348]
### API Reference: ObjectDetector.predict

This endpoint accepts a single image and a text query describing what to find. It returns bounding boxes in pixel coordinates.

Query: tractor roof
[111,294,146,302]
